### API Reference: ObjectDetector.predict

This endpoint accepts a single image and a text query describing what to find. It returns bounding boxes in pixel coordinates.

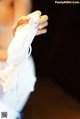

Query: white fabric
[0,13,39,118]
[0,61,8,71]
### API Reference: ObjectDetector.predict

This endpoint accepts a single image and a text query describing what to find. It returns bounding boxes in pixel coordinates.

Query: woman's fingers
[39,21,48,29]
[36,28,47,35]
[34,10,42,15]
[12,11,48,36]
[31,10,42,16]
[36,15,48,35]
[37,15,48,25]
[12,11,41,35]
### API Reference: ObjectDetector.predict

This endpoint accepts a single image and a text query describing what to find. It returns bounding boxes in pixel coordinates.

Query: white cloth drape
[0,13,39,118]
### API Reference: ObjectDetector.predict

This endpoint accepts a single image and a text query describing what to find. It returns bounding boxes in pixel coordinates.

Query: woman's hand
[12,10,48,36]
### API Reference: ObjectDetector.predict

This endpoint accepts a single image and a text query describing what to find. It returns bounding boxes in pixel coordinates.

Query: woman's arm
[14,0,32,21]
[0,49,8,60]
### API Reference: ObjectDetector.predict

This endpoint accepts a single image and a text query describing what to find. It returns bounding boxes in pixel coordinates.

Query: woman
[0,1,48,118]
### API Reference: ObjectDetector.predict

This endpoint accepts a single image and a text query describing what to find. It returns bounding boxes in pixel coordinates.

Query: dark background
[31,1,80,98]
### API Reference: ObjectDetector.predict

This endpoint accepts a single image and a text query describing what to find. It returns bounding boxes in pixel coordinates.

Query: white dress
[0,13,39,119]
